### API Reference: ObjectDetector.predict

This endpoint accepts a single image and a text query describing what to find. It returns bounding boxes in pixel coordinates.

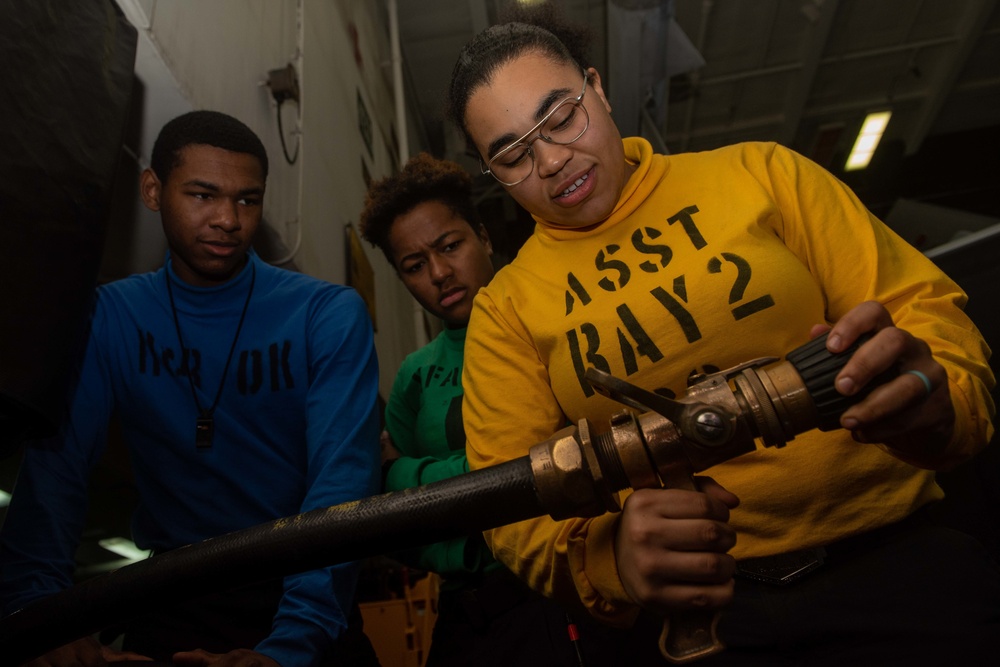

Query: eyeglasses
[481,71,590,187]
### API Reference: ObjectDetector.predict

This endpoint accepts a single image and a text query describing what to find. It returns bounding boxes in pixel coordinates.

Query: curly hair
[445,1,593,148]
[359,153,484,267]
[150,110,268,184]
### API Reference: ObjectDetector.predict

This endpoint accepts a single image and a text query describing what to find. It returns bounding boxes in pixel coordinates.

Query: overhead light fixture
[845,111,892,171]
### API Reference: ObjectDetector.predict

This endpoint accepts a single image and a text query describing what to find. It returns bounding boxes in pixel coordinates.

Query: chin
[443,310,471,328]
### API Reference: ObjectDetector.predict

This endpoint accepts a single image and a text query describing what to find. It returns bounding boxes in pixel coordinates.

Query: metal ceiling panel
[393,0,999,217]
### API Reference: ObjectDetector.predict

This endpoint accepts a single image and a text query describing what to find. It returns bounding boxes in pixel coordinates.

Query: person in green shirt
[360,153,627,666]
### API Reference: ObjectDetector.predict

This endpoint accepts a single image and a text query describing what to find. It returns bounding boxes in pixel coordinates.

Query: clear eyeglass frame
[480,70,590,187]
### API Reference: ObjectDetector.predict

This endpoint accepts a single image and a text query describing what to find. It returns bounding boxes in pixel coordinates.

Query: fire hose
[0,332,891,664]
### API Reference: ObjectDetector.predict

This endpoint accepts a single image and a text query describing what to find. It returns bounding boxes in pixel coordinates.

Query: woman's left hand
[811,300,954,467]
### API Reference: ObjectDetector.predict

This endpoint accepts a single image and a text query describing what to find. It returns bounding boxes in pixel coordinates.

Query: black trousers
[113,577,380,665]
[426,566,690,666]
[696,514,1000,666]
[429,512,1000,666]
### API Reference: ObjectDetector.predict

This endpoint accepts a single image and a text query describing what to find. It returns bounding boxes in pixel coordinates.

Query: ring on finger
[904,369,933,397]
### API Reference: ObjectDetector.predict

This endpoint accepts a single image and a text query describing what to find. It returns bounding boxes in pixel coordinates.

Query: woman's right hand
[614,477,739,614]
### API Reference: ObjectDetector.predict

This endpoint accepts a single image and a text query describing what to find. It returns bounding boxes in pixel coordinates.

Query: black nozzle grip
[785,331,899,431]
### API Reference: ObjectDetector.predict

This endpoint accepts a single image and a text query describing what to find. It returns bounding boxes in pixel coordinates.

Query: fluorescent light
[98,537,151,562]
[845,111,892,171]
[0,489,10,508]
[855,134,880,152]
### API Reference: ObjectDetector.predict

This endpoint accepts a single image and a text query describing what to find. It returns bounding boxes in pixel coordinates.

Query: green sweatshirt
[384,326,502,587]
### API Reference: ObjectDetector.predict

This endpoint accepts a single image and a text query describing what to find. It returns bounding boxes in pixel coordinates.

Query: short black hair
[359,153,484,267]
[150,110,269,183]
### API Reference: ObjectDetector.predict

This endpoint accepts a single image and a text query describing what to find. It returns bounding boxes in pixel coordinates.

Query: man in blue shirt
[0,110,382,667]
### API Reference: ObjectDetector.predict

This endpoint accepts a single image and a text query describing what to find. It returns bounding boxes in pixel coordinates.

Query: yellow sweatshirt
[462,138,995,625]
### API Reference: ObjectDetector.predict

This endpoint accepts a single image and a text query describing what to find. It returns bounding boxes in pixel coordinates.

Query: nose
[427,254,453,284]
[211,198,241,232]
[533,140,572,178]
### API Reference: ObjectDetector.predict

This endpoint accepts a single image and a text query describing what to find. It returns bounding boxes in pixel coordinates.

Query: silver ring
[904,369,933,397]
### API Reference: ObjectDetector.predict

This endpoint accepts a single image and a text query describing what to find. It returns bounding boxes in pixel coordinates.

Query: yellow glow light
[845,111,892,171]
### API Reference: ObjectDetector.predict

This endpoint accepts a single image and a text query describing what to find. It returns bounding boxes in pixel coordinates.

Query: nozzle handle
[660,609,724,663]
[656,472,725,663]
[786,331,898,431]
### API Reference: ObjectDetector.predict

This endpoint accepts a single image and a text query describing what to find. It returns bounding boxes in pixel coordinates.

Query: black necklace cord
[164,259,256,448]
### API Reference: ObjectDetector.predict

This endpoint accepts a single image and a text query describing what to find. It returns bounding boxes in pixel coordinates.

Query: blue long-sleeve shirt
[0,250,381,666]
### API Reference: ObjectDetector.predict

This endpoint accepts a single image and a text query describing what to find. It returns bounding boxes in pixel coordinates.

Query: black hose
[0,456,542,665]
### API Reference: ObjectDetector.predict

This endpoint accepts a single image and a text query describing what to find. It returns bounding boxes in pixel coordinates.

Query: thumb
[694,475,740,509]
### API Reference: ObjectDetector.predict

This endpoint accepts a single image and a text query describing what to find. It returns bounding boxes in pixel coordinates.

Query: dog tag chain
[166,263,255,449]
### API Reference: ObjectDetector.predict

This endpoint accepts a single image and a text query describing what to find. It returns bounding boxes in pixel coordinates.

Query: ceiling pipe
[387,0,427,348]
[679,0,713,152]
[388,0,409,165]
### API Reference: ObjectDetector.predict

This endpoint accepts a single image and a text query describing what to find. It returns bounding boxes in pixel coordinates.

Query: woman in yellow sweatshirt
[443,9,997,666]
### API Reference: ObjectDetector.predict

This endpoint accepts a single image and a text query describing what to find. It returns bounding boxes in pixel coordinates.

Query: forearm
[384,452,469,491]
[0,444,93,615]
[770,146,994,466]
[257,562,360,667]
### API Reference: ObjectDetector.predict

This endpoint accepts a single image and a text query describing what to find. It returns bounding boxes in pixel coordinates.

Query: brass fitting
[529,423,619,520]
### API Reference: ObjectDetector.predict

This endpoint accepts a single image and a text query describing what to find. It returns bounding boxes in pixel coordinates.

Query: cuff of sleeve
[576,513,640,627]
[940,374,991,466]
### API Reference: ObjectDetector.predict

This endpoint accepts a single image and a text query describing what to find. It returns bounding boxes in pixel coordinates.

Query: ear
[587,67,613,114]
[139,168,162,212]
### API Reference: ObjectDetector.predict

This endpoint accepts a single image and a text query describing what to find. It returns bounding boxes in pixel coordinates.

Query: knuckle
[687,590,714,608]
[927,362,947,387]
[697,552,731,579]
[626,487,658,509]
[630,553,656,579]
[691,492,715,517]
[624,521,657,546]
[911,334,932,357]
[698,522,719,543]
[881,326,908,349]
[686,580,734,608]
[698,520,730,545]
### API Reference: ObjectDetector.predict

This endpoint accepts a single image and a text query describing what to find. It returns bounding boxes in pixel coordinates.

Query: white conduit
[387,0,427,347]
